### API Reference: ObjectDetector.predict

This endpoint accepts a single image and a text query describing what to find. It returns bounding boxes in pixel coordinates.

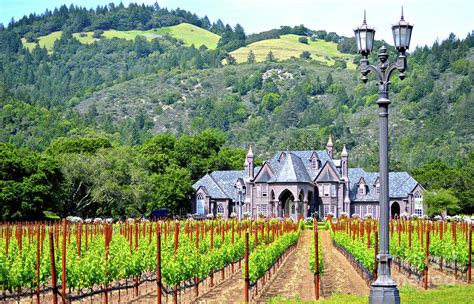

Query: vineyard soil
[320,230,369,297]
[257,230,314,302]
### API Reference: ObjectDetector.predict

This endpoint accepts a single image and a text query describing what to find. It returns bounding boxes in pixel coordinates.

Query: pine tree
[247,50,256,64]
[266,51,275,62]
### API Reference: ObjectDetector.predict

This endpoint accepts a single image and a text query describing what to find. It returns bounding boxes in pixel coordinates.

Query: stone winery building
[192,136,425,220]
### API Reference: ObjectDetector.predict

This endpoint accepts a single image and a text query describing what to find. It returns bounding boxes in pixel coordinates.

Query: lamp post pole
[354,9,413,304]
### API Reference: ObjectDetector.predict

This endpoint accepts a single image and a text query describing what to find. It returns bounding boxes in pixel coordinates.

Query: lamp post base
[369,285,400,304]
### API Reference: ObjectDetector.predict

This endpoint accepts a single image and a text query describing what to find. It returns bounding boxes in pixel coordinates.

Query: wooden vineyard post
[157,226,162,304]
[173,221,179,304]
[244,231,249,304]
[210,223,214,287]
[195,223,199,297]
[221,223,225,281]
[104,224,111,304]
[424,227,430,290]
[36,225,41,304]
[469,224,472,284]
[61,219,67,304]
[313,218,320,300]
[49,231,58,304]
[440,221,444,271]
[232,222,235,273]
[374,230,378,281]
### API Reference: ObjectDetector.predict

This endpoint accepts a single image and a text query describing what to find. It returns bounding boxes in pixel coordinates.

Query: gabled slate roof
[193,168,261,201]
[267,150,334,181]
[269,152,313,183]
[348,168,419,202]
[316,161,342,182]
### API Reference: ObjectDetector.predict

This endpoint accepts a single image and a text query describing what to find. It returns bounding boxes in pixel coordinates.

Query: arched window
[414,192,423,216]
[196,194,205,215]
[217,204,225,216]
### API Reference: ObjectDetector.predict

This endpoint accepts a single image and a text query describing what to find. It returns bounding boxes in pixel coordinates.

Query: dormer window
[279,152,286,162]
[375,183,380,195]
[310,152,320,170]
[358,177,367,196]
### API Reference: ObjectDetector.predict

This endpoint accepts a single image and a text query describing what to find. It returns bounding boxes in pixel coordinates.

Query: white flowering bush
[206,213,214,219]
[66,216,83,223]
[305,217,314,225]
[339,212,349,219]
[93,218,103,224]
[453,215,461,222]
[364,213,373,219]
[230,212,237,218]
[351,213,360,219]
[105,218,114,224]
[326,212,334,219]
[446,215,452,222]
[84,218,92,224]
[411,213,419,219]
[243,212,251,219]
[433,215,443,221]
[126,218,135,223]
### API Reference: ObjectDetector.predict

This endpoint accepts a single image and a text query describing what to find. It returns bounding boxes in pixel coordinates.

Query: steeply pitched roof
[348,168,419,202]
[267,150,335,181]
[315,160,341,182]
[192,168,261,201]
[269,152,313,183]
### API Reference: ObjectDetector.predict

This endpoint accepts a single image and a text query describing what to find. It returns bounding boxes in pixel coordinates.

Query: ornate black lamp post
[354,9,413,304]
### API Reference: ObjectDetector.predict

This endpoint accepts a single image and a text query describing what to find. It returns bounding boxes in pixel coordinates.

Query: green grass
[267,284,474,303]
[21,31,63,51]
[21,23,220,51]
[230,34,355,69]
[152,23,220,49]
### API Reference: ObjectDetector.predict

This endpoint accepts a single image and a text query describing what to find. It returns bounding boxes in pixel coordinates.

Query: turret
[341,144,348,177]
[245,145,254,179]
[341,144,351,209]
[326,135,334,158]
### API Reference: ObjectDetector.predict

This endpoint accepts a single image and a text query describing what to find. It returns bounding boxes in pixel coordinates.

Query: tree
[247,50,256,64]
[423,189,460,216]
[226,54,237,65]
[150,165,193,213]
[0,143,63,220]
[298,36,308,44]
[266,51,275,62]
[92,30,104,38]
[300,51,311,59]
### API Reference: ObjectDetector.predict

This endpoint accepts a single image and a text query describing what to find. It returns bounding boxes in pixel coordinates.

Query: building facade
[192,136,425,220]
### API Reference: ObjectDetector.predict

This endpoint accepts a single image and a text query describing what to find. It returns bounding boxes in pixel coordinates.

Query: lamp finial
[401,6,404,21]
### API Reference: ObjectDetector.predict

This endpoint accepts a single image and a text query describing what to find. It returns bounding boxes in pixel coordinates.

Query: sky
[0,0,472,47]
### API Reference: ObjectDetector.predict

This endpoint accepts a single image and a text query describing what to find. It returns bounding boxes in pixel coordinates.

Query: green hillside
[21,23,220,51]
[230,34,355,68]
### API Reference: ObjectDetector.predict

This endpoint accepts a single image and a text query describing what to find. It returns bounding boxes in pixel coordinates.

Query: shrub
[300,51,311,59]
[298,36,308,44]
[93,30,104,39]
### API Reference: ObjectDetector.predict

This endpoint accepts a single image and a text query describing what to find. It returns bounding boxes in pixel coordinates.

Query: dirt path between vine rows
[257,230,314,302]
[194,270,244,303]
[320,230,370,297]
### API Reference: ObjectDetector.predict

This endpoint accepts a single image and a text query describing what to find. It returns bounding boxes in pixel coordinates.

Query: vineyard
[0,218,321,303]
[1,216,473,303]
[329,216,473,289]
